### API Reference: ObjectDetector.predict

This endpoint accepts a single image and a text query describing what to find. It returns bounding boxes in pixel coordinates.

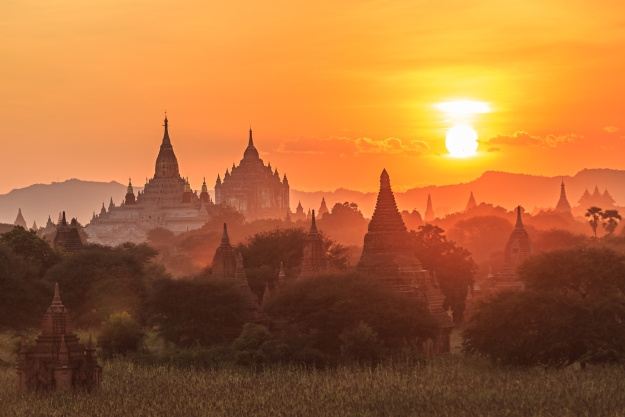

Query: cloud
[485,131,581,148]
[603,126,619,133]
[487,147,501,152]
[276,136,429,157]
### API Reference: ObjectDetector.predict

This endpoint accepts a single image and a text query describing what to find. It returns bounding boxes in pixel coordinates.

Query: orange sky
[2,0,625,195]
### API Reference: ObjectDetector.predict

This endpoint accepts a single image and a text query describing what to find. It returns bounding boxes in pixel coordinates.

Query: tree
[463,290,625,367]
[148,276,253,347]
[0,226,64,275]
[411,224,477,323]
[447,216,512,263]
[602,209,622,236]
[519,246,625,299]
[98,312,146,357]
[316,202,369,246]
[532,229,588,253]
[585,206,603,238]
[264,273,437,355]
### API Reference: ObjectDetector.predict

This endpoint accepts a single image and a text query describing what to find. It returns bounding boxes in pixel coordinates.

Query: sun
[446,124,478,157]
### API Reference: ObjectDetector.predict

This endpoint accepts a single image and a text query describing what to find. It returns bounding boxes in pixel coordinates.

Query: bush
[98,312,145,357]
[340,322,383,365]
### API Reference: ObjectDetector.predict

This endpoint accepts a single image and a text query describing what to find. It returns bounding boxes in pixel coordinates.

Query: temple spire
[248,127,254,148]
[221,223,230,245]
[162,113,170,145]
[310,210,318,233]
[52,283,62,306]
[515,206,524,229]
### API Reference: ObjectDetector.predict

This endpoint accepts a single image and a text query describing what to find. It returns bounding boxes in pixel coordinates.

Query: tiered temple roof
[555,180,572,213]
[358,170,453,354]
[299,210,327,279]
[211,223,237,279]
[17,284,102,392]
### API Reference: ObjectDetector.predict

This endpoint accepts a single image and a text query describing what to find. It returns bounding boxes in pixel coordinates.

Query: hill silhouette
[1,169,623,227]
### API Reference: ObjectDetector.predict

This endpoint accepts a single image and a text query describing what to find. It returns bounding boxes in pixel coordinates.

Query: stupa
[211,223,237,279]
[291,201,307,221]
[424,194,435,221]
[298,210,327,279]
[491,206,534,291]
[17,284,102,392]
[358,169,453,354]
[14,208,27,228]
[317,197,329,218]
[464,192,477,212]
[555,180,572,213]
[214,129,290,220]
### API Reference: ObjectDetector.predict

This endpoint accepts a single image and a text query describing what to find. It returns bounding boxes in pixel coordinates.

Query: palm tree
[602,209,622,236]
[585,206,603,238]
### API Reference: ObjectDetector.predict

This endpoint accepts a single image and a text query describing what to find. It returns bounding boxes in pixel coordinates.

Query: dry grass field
[2,348,625,417]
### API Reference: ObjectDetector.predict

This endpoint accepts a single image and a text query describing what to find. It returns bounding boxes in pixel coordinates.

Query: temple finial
[310,210,318,233]
[248,127,254,148]
[222,223,230,245]
[515,205,524,228]
[162,113,171,145]
[52,283,62,305]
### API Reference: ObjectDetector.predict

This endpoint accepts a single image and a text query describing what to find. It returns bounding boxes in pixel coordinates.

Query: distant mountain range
[1,169,624,226]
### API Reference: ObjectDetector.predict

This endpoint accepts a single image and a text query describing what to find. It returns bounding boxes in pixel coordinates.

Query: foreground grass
[2,356,625,417]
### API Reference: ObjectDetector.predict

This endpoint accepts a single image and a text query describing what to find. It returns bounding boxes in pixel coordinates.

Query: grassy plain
[2,350,625,417]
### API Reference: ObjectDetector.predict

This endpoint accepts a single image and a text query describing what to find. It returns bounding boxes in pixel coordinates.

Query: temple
[358,170,453,355]
[464,192,477,212]
[214,129,290,220]
[489,206,534,291]
[298,210,327,279]
[574,185,617,216]
[291,201,307,221]
[317,197,329,218]
[211,223,237,279]
[86,116,216,245]
[53,213,85,253]
[14,208,27,228]
[555,180,572,213]
[424,194,435,221]
[17,284,102,392]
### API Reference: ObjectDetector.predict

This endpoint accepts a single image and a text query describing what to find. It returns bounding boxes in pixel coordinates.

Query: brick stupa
[211,223,237,279]
[298,210,327,279]
[17,284,102,392]
[358,169,453,354]
[490,206,534,291]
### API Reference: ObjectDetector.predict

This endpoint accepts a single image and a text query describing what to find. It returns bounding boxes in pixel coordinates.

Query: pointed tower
[299,210,327,279]
[17,284,102,392]
[54,213,83,253]
[200,178,211,203]
[154,115,180,178]
[493,206,534,291]
[358,170,453,354]
[211,223,237,279]
[555,179,572,213]
[31,221,38,231]
[464,192,477,212]
[14,208,27,228]
[182,178,193,203]
[307,208,312,219]
[242,128,260,161]
[318,197,329,218]
[125,178,136,205]
[424,194,435,222]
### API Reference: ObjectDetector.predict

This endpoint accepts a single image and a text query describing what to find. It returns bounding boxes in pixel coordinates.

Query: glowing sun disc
[446,125,478,157]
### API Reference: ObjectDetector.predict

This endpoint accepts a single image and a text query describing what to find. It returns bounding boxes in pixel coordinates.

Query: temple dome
[242,128,260,160]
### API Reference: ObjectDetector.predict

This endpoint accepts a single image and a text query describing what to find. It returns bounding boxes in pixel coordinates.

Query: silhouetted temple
[14,208,27,228]
[53,213,84,253]
[555,180,572,213]
[575,185,616,215]
[17,284,102,392]
[424,194,435,221]
[358,170,453,354]
[299,210,327,279]
[291,201,307,221]
[86,116,216,245]
[490,206,534,291]
[464,192,477,212]
[214,129,290,220]
[211,223,237,279]
[318,197,329,218]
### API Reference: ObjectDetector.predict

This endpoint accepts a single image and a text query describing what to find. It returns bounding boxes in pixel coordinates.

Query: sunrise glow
[446,125,479,157]
[436,101,491,115]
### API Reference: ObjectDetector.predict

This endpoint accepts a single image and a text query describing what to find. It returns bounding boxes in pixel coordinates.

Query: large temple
[358,170,453,355]
[85,117,217,245]
[214,129,290,220]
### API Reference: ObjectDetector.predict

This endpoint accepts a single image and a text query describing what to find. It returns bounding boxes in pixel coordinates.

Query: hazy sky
[2,0,625,194]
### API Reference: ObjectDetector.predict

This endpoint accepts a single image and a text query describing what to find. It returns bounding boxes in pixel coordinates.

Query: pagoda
[53,213,84,253]
[317,197,329,218]
[424,194,435,221]
[211,223,237,279]
[555,179,572,213]
[490,206,534,291]
[464,192,477,212]
[14,208,27,228]
[17,284,102,392]
[86,116,215,245]
[299,210,327,279]
[358,170,453,354]
[291,201,307,221]
[215,129,290,220]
